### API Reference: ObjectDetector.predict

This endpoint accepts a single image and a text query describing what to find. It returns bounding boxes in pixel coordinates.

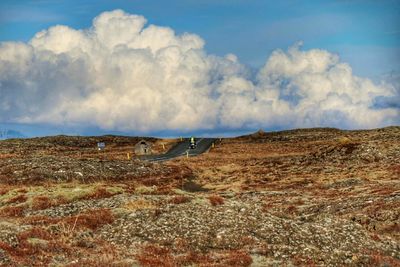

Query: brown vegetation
[135,244,253,267]
[5,194,27,204]
[169,195,190,204]
[65,209,115,230]
[208,195,224,206]
[31,195,68,210]
[136,244,175,267]
[0,205,25,217]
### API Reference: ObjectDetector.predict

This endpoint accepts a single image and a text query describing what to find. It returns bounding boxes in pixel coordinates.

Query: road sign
[97,142,105,150]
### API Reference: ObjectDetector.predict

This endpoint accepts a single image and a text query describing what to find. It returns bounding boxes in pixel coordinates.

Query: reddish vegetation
[21,215,60,226]
[136,244,252,267]
[0,206,25,217]
[169,195,190,204]
[175,251,213,266]
[0,241,13,252]
[368,250,400,266]
[32,196,53,210]
[139,164,193,189]
[136,244,175,267]
[0,187,9,195]
[223,250,253,266]
[1,227,65,266]
[389,164,400,176]
[292,255,317,267]
[0,209,116,266]
[5,194,27,204]
[32,195,67,210]
[20,209,115,232]
[17,188,28,194]
[65,209,115,230]
[208,195,225,206]
[17,227,52,243]
[286,205,298,214]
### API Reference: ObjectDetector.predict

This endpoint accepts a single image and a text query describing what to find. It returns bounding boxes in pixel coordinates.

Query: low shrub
[17,227,52,243]
[32,195,67,210]
[81,187,118,200]
[136,244,175,267]
[224,250,253,267]
[0,206,25,217]
[65,209,114,230]
[169,195,190,205]
[5,194,27,204]
[286,205,298,214]
[0,187,10,195]
[208,195,224,206]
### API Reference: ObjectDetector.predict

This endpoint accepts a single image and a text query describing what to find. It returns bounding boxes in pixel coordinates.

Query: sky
[0,0,399,137]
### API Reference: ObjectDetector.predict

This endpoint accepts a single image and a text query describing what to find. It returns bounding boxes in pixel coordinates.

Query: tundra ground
[0,127,399,266]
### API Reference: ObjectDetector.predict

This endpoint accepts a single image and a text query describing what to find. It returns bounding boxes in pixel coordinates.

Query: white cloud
[0,10,398,133]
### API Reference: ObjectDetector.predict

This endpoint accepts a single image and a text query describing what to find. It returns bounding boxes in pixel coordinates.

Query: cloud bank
[0,10,398,133]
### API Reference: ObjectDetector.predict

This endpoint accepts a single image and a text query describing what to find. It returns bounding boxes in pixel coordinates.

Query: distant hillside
[0,129,26,140]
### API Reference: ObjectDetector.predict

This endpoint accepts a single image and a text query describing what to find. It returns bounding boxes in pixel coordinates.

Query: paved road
[141,138,216,162]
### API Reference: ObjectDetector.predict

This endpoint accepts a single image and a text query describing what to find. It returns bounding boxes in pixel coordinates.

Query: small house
[135,140,152,155]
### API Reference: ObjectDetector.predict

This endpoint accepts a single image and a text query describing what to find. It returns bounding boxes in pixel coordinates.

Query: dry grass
[336,136,353,145]
[81,187,119,200]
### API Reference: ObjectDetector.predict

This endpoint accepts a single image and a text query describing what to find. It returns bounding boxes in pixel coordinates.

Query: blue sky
[0,0,399,137]
[1,0,399,78]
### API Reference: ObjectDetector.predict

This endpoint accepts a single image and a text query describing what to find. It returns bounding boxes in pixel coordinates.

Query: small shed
[135,140,152,155]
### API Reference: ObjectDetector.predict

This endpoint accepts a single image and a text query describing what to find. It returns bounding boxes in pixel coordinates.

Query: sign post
[97,142,106,151]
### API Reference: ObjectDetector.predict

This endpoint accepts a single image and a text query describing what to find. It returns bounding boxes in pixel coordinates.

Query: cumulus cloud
[0,10,398,133]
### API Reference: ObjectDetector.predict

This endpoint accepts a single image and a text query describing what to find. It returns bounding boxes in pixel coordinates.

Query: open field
[0,127,399,266]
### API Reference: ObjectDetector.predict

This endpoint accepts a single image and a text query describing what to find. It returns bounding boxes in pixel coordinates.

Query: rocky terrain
[0,127,399,266]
